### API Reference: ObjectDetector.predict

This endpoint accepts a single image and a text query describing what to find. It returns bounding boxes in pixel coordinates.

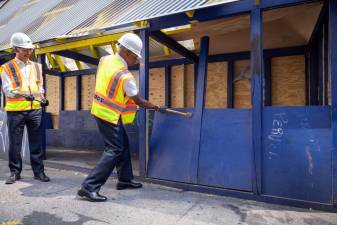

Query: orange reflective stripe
[93,96,122,114]
[95,92,126,109]
[3,64,17,89]
[6,97,25,101]
[109,70,128,99]
[11,61,23,85]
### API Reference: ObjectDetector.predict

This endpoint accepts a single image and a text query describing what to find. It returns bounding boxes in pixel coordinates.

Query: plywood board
[81,75,96,110]
[45,75,60,115]
[184,64,195,108]
[271,55,305,106]
[64,77,77,111]
[171,65,185,108]
[234,60,251,109]
[205,62,228,108]
[51,115,59,129]
[149,68,165,106]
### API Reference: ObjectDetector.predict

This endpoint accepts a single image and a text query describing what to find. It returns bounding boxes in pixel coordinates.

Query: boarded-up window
[271,55,305,106]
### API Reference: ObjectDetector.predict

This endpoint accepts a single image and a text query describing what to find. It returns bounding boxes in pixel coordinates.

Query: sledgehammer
[158,107,192,118]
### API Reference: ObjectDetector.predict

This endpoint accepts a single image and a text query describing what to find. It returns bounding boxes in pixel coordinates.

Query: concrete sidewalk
[0,158,336,225]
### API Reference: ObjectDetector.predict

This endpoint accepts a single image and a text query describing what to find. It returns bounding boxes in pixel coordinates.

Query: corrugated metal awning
[70,0,239,36]
[0,0,239,51]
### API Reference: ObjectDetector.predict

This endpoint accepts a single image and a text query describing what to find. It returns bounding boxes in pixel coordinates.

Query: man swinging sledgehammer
[77,33,165,202]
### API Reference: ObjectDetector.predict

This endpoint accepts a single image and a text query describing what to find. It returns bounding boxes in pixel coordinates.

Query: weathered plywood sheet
[271,55,305,106]
[81,75,96,110]
[205,62,228,108]
[234,60,251,109]
[46,75,60,115]
[171,65,185,108]
[64,77,77,111]
[149,68,165,106]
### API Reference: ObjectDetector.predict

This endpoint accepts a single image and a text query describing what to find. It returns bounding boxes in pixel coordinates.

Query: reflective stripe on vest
[94,94,137,113]
[7,62,21,88]
[91,55,137,124]
[107,70,129,98]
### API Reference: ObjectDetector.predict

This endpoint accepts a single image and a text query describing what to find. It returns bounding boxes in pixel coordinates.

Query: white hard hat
[10,32,34,49]
[118,33,143,58]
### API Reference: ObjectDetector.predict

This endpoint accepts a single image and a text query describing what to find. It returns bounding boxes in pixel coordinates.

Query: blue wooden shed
[0,0,336,212]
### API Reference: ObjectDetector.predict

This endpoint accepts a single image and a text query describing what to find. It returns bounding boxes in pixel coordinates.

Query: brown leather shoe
[5,173,21,184]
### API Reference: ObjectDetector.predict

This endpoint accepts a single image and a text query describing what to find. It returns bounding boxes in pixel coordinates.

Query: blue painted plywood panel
[262,106,332,204]
[148,109,199,183]
[198,109,253,191]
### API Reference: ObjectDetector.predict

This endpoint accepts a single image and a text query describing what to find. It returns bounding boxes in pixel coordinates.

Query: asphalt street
[0,158,336,225]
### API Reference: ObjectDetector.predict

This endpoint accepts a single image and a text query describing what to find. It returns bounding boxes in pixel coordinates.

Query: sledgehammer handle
[163,109,192,118]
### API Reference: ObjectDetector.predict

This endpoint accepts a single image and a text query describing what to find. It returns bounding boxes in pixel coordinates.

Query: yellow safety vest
[91,55,138,125]
[1,59,43,111]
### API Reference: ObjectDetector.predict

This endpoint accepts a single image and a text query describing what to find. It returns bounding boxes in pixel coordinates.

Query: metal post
[40,54,47,159]
[76,76,81,110]
[329,0,337,206]
[165,65,171,107]
[264,56,272,106]
[60,76,64,111]
[139,30,149,178]
[227,61,234,108]
[251,2,264,195]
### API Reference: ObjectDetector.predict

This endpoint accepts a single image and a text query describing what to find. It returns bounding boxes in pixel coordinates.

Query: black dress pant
[7,109,44,175]
[82,117,134,192]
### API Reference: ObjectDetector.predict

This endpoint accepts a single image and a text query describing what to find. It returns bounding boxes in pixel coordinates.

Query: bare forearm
[130,95,158,110]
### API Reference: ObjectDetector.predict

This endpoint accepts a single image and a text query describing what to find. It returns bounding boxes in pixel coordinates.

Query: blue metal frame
[76,76,81,110]
[53,50,99,66]
[150,31,198,63]
[261,0,320,10]
[264,56,271,106]
[317,27,324,105]
[139,29,149,178]
[165,66,171,107]
[250,3,264,195]
[305,51,309,105]
[309,39,319,105]
[329,0,337,206]
[40,54,47,159]
[227,61,234,108]
[60,76,65,111]
[323,21,329,105]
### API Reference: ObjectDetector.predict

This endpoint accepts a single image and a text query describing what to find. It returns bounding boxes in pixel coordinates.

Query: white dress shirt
[1,58,44,98]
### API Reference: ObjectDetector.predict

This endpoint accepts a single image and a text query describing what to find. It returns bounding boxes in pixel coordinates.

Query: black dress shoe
[77,188,107,202]
[34,172,50,182]
[116,180,142,190]
[5,173,21,184]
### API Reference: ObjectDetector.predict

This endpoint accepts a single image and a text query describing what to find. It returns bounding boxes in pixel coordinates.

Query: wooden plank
[271,55,305,106]
[184,64,195,108]
[64,76,77,110]
[171,65,185,108]
[205,62,228,108]
[45,75,60,128]
[81,74,96,110]
[234,60,252,108]
[149,68,165,106]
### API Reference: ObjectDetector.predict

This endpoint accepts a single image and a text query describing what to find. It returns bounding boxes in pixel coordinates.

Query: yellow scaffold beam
[54,55,67,72]
[75,60,83,70]
[35,33,125,55]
